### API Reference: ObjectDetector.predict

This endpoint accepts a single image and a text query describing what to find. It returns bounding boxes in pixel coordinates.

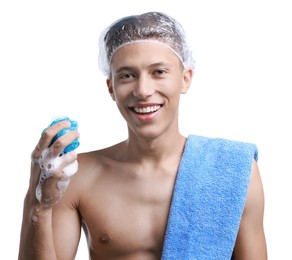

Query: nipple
[98,233,111,244]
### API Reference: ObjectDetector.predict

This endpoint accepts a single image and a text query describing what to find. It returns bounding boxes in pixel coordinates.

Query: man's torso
[72,147,181,259]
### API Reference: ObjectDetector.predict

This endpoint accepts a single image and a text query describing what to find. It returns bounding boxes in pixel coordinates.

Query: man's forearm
[18,194,57,260]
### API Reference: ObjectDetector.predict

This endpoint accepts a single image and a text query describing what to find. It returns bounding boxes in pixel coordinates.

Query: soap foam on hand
[35,116,80,207]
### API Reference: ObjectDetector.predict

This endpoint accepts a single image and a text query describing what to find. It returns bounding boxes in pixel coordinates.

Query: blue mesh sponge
[43,116,80,154]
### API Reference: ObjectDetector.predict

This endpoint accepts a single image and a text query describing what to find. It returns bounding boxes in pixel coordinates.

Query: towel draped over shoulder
[161,135,258,260]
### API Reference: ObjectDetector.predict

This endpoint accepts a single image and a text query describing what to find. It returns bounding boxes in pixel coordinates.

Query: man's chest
[79,170,176,258]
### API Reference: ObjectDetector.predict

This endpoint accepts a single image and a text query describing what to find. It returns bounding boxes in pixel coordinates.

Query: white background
[0,0,291,259]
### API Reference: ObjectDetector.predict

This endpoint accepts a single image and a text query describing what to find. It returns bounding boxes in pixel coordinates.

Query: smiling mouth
[131,105,162,114]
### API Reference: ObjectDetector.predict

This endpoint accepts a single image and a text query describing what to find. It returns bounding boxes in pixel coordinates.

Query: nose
[132,74,155,99]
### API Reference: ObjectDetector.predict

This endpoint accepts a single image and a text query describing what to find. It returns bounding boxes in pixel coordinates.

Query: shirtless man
[18,12,267,259]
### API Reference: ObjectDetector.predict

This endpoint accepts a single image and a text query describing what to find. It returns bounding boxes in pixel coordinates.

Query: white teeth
[133,105,161,114]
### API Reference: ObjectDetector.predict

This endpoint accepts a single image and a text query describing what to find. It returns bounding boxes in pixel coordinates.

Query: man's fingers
[49,131,80,158]
[54,151,78,178]
[31,120,78,160]
[28,118,80,208]
[34,150,78,206]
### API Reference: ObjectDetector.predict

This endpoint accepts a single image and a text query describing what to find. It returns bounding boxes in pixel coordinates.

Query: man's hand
[30,119,80,208]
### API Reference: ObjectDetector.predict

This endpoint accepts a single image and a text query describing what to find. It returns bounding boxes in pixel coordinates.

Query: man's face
[107,42,192,140]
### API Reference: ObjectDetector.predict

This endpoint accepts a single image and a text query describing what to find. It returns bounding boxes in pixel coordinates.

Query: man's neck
[125,131,187,164]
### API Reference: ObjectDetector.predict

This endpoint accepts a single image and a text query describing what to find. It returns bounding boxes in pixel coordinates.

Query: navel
[98,233,110,244]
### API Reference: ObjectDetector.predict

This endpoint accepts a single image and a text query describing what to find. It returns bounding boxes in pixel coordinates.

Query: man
[18,12,267,259]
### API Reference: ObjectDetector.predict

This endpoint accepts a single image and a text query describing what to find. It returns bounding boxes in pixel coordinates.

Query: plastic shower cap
[98,11,195,76]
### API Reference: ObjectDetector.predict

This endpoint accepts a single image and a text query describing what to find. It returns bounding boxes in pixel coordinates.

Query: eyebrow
[115,66,134,74]
[149,62,173,68]
[115,62,173,74]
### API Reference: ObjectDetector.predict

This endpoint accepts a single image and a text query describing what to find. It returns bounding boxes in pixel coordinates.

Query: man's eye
[119,73,134,79]
[154,69,166,75]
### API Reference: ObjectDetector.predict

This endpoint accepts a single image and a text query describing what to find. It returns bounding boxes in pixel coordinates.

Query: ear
[106,79,116,101]
[181,67,193,94]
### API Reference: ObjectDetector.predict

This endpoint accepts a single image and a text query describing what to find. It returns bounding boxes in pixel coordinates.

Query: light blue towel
[162,135,258,260]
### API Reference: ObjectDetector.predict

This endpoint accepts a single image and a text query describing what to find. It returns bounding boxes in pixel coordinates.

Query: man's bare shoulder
[58,141,125,207]
[69,141,126,184]
[78,140,126,165]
